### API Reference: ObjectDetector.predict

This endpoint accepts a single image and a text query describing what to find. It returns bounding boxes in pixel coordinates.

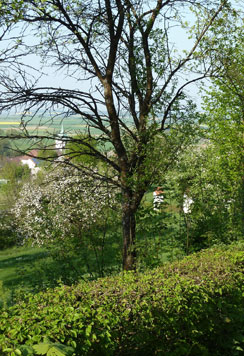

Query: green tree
[200,19,244,236]
[0,161,31,208]
[0,130,14,157]
[65,134,99,166]
[1,160,31,182]
[0,160,31,249]
[164,143,242,253]
[0,0,233,269]
[37,145,58,167]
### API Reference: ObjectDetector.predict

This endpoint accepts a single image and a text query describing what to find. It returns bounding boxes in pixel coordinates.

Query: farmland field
[0,113,90,134]
[0,113,133,152]
[0,112,136,134]
[0,113,108,151]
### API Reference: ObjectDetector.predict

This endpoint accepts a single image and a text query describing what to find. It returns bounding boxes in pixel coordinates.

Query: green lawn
[0,236,122,307]
[0,246,48,307]
[0,191,185,308]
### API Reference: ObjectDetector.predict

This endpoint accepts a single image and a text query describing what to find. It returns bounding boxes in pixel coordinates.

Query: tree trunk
[241,118,244,236]
[122,194,137,271]
[241,166,244,237]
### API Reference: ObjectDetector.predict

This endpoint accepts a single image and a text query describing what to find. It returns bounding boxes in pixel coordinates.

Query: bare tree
[0,0,230,269]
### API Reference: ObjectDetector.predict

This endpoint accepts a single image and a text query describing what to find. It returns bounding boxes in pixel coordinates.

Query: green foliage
[32,338,74,356]
[161,141,244,252]
[1,243,244,355]
[198,20,244,244]
[0,280,9,309]
[65,135,98,166]
[0,211,18,250]
[0,161,31,183]
[0,130,16,157]
[37,146,58,166]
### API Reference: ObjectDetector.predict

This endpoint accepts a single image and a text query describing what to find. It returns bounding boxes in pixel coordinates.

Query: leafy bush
[136,204,185,269]
[1,243,244,355]
[0,211,19,250]
[163,144,244,251]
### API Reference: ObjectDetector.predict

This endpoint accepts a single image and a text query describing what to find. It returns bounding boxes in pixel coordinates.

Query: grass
[0,192,186,308]
[0,231,123,307]
[0,228,184,308]
[0,246,47,285]
[0,246,48,306]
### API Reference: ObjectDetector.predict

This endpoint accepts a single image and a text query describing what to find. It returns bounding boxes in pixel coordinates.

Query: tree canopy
[0,0,237,269]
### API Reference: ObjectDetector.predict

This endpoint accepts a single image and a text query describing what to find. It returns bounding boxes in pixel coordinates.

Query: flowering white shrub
[12,166,119,245]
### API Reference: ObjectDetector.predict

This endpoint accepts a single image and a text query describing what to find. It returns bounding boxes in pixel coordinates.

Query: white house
[9,149,40,175]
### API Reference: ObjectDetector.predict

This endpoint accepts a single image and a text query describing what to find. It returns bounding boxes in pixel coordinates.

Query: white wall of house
[21,159,40,175]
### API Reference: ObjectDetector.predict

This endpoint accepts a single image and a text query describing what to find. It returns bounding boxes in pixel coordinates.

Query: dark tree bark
[122,194,137,270]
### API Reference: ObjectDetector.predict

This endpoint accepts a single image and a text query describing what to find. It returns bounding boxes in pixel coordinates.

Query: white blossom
[11,166,119,245]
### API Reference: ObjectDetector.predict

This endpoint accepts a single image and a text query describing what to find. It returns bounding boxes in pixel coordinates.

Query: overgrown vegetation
[0,0,238,270]
[0,1,243,355]
[1,243,244,355]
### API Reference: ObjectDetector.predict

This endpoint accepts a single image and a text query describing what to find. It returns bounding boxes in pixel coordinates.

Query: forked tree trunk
[122,194,137,271]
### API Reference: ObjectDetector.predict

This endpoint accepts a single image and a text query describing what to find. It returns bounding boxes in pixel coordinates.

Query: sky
[0,0,242,115]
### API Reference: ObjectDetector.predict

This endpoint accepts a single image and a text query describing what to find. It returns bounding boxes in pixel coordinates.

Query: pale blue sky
[0,0,242,114]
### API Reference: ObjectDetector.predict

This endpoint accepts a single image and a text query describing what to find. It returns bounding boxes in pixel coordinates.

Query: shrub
[12,166,119,246]
[0,212,19,250]
[1,243,244,355]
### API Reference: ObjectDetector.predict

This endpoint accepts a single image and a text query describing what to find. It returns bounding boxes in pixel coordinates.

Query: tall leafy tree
[164,143,242,252]
[201,17,244,235]
[0,0,232,269]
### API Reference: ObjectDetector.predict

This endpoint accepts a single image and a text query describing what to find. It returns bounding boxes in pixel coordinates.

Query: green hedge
[1,244,244,355]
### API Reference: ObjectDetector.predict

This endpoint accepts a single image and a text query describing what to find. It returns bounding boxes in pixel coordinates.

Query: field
[0,112,136,135]
[0,113,110,152]
[0,114,92,134]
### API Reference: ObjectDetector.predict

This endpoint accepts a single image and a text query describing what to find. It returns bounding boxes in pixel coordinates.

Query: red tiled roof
[28,149,39,157]
[5,150,39,164]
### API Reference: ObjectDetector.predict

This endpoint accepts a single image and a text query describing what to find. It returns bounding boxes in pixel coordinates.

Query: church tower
[55,124,67,153]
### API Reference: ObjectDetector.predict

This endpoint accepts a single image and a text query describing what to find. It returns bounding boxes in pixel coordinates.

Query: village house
[8,149,40,175]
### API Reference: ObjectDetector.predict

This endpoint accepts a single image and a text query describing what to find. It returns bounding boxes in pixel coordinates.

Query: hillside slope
[1,243,244,355]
